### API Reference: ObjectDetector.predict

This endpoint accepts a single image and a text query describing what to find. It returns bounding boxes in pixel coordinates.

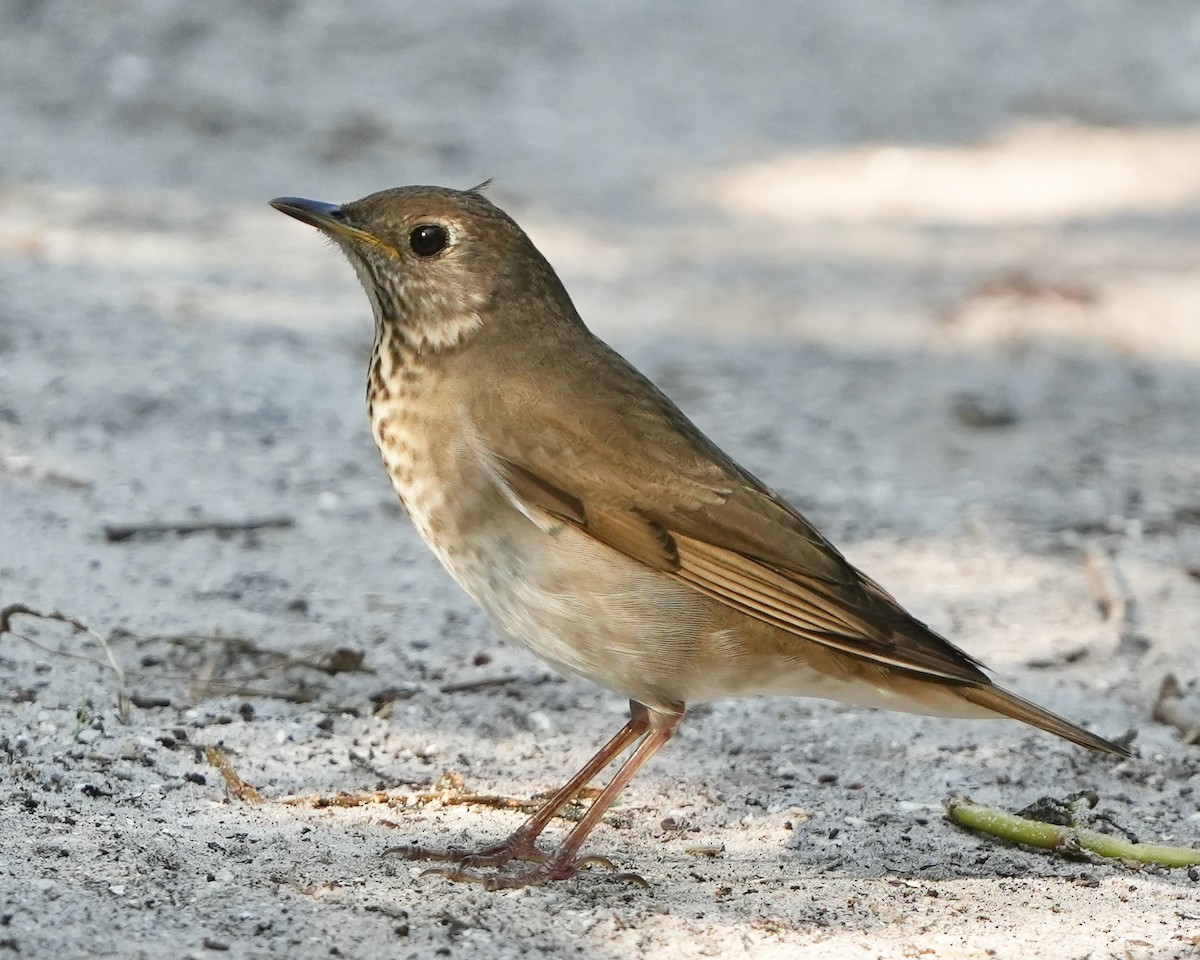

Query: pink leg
[384,702,656,869]
[432,705,683,890]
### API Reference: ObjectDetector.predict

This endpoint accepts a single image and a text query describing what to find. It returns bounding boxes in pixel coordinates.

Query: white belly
[372,405,992,719]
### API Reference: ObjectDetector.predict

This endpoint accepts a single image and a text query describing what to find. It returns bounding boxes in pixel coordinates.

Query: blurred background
[4,0,1200,351]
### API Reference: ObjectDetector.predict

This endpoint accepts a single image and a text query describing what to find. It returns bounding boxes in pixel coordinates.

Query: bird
[270,184,1128,889]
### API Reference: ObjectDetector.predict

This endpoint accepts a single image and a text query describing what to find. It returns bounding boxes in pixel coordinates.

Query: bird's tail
[958,683,1130,757]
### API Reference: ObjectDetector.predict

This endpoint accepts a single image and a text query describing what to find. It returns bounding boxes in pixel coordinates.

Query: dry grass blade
[102,515,295,543]
[277,773,602,821]
[204,745,266,803]
[1152,674,1200,745]
[0,603,130,722]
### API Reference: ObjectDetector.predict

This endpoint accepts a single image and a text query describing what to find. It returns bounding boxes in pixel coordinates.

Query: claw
[382,839,547,869]
[382,844,472,863]
[419,865,488,885]
[414,853,648,891]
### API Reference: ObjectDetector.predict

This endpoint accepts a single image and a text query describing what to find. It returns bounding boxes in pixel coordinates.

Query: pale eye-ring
[409,223,449,257]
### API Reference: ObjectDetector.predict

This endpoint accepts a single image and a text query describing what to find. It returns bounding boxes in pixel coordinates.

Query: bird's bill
[270,196,384,248]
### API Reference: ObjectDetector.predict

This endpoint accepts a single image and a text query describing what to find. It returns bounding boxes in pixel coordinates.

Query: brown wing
[499,454,985,683]
[478,338,987,686]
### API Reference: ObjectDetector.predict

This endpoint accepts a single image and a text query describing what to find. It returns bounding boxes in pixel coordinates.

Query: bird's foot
[421,852,649,891]
[382,834,547,869]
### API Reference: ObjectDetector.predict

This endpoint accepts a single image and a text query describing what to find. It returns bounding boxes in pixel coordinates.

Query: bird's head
[271,184,572,352]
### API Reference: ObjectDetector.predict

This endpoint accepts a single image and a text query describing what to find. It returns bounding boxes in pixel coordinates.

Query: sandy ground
[2,2,1200,958]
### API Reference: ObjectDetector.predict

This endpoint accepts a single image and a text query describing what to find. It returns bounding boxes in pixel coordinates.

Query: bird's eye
[409,224,449,257]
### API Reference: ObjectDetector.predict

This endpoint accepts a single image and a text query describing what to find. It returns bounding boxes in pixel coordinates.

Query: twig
[438,675,519,694]
[102,515,294,543]
[1082,547,1131,622]
[1082,547,1145,653]
[946,796,1200,868]
[191,652,219,702]
[205,758,608,827]
[1152,674,1200,745]
[204,746,265,803]
[0,604,130,722]
[291,646,368,676]
[277,772,600,821]
[0,451,91,489]
[141,632,369,677]
[1026,646,1090,670]
[278,788,543,814]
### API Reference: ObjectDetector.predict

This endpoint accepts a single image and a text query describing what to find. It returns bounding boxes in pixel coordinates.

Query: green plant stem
[946,797,1200,868]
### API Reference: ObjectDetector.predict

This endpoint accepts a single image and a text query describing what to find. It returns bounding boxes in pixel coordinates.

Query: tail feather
[958,683,1130,757]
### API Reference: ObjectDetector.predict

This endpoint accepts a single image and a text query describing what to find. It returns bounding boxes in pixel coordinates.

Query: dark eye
[409,223,448,257]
